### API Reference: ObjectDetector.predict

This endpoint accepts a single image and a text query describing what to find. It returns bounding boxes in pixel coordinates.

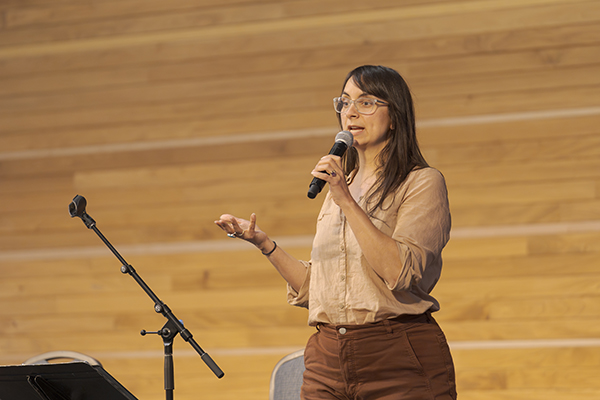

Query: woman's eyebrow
[341,91,370,97]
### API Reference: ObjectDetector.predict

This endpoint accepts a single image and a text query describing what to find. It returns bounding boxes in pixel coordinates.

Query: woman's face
[340,78,392,153]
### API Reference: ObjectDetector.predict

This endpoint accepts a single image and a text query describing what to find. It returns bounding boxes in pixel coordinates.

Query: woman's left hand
[311,155,353,207]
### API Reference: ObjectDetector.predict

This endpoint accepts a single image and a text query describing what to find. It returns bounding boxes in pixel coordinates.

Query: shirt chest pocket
[313,200,343,262]
[317,194,337,217]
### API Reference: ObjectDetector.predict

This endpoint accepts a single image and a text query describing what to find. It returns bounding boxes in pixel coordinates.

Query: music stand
[0,362,138,400]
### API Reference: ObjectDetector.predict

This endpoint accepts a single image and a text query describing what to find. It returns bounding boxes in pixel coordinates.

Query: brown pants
[301,313,457,400]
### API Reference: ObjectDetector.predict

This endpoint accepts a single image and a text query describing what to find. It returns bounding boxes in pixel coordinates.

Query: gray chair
[23,350,102,366]
[269,349,305,400]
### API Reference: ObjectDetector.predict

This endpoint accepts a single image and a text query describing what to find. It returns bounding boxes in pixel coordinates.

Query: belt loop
[426,312,434,324]
[383,319,393,334]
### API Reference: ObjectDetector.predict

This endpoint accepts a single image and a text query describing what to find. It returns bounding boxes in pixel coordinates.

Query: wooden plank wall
[1,0,600,399]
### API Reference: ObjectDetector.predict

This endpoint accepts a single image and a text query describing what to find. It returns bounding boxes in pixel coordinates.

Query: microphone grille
[335,130,354,147]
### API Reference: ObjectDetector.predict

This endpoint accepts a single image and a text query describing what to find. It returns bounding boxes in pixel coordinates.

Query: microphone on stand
[307,130,354,199]
[67,195,225,382]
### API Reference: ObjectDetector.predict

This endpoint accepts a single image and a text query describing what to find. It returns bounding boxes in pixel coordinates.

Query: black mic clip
[69,194,96,229]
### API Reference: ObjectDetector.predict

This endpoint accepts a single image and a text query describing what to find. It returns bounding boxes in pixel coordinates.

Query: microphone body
[307,131,354,199]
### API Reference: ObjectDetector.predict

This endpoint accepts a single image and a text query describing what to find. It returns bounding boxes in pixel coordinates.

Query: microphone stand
[68,195,224,400]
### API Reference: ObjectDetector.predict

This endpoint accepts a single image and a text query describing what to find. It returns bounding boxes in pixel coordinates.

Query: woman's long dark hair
[338,65,429,215]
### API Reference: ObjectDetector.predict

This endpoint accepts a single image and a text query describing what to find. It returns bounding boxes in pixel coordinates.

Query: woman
[215,65,456,399]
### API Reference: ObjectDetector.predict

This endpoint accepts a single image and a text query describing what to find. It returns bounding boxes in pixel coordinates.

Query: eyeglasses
[333,96,388,115]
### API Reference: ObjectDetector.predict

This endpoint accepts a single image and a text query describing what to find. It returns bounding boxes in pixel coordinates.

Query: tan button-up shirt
[288,167,451,326]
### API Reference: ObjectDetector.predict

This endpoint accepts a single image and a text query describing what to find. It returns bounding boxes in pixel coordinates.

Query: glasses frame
[333,96,389,115]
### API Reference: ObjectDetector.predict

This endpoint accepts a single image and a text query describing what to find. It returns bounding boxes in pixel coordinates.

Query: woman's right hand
[214,213,270,250]
[217,213,306,292]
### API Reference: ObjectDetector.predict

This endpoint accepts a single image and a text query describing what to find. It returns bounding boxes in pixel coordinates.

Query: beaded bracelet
[262,241,277,256]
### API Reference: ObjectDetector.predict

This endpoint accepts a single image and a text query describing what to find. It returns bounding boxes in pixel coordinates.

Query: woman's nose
[344,102,360,117]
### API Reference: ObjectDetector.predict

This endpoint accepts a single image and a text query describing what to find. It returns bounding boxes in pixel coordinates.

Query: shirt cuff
[287,260,311,308]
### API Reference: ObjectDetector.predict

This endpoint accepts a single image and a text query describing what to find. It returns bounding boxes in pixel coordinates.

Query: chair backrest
[23,350,102,367]
[269,349,305,400]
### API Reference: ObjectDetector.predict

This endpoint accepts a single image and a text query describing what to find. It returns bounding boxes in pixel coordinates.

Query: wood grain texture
[1,1,600,399]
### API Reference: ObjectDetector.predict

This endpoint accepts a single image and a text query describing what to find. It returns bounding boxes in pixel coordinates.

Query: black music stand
[0,362,138,400]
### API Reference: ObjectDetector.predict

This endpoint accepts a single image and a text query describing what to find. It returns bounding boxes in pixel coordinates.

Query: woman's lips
[347,125,364,133]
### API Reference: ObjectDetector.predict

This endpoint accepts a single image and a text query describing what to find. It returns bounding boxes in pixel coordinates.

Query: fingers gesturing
[214,213,259,242]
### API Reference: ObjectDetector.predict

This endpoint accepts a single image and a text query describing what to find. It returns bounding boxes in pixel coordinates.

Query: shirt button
[339,304,345,309]
[341,275,346,281]
[339,327,347,334]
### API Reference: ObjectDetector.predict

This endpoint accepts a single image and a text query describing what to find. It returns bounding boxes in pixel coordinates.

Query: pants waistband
[316,313,434,336]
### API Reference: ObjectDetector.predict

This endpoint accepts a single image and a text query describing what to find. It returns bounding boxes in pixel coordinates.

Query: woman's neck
[356,145,381,177]
[350,148,380,201]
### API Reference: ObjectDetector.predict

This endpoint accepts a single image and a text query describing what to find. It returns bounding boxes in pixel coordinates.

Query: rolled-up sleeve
[387,168,451,293]
[287,260,311,308]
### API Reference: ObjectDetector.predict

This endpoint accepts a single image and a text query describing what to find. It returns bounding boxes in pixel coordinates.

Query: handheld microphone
[307,131,354,199]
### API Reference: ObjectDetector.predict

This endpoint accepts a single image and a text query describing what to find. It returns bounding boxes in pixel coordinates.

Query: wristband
[262,241,277,256]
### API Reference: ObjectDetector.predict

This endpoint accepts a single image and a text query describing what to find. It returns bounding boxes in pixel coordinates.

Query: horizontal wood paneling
[1,1,600,399]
